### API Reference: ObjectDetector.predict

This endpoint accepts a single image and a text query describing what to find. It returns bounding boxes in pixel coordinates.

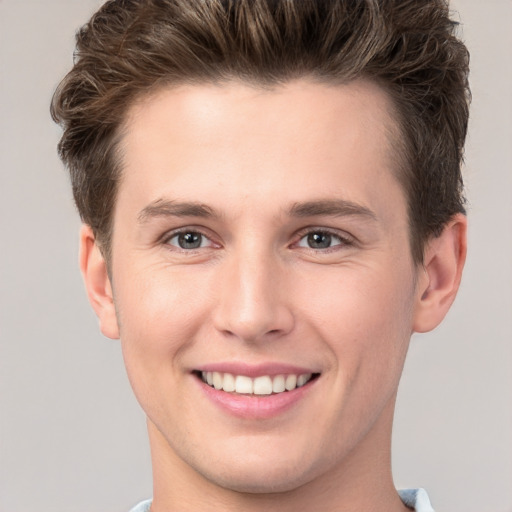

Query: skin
[81,80,466,512]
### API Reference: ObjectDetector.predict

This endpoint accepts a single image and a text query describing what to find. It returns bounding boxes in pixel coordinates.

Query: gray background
[0,1,510,511]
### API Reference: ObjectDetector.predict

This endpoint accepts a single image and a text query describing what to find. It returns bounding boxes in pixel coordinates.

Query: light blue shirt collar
[130,488,434,511]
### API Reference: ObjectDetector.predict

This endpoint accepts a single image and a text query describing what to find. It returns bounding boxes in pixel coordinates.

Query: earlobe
[413,214,467,333]
[79,225,120,339]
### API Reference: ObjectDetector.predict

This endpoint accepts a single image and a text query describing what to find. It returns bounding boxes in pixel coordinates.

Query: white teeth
[223,373,236,392]
[297,374,309,387]
[200,371,314,395]
[235,375,253,394]
[285,374,297,391]
[253,376,273,395]
[213,372,223,390]
[272,375,286,393]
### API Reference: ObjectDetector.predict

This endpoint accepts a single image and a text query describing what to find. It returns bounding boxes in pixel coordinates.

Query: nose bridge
[214,241,294,342]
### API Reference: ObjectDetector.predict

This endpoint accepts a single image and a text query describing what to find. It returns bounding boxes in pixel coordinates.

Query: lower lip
[196,376,318,420]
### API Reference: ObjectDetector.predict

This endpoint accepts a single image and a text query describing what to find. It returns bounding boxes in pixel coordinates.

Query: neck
[148,399,409,512]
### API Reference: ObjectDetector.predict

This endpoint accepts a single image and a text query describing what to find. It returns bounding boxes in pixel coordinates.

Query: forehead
[117,79,405,222]
[123,79,398,153]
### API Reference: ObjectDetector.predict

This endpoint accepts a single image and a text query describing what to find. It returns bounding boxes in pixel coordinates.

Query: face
[104,80,423,493]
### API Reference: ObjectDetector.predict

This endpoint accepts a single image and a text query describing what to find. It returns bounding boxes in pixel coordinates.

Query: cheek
[114,269,213,425]
[114,267,214,386]
[298,263,415,375]
[116,264,210,334]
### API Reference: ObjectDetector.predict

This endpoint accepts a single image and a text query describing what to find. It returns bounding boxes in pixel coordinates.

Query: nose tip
[219,317,288,343]
[213,259,294,343]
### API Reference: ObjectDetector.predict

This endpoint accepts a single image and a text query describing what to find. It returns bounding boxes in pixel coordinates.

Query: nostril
[212,294,295,342]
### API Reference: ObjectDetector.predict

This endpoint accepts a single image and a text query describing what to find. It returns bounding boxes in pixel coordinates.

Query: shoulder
[129,499,152,512]
[398,488,435,512]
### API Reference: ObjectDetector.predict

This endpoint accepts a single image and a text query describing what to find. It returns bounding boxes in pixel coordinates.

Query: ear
[79,224,120,339]
[413,214,467,333]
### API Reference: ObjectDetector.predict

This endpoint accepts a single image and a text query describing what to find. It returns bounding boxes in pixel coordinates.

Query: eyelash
[161,227,354,253]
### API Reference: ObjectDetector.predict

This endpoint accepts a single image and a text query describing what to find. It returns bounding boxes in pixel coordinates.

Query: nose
[212,249,295,343]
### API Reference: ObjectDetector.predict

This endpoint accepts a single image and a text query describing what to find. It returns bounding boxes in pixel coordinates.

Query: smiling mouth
[195,371,320,395]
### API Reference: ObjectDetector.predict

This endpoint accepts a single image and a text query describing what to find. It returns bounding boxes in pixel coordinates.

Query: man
[51,1,469,510]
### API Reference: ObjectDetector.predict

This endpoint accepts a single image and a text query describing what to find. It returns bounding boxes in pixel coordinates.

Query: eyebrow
[137,198,377,224]
[138,199,217,223]
[288,199,377,221]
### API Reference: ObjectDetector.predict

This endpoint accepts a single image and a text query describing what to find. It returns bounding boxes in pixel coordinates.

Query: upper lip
[193,362,319,378]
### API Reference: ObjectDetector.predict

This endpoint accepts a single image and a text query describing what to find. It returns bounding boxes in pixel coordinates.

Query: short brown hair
[51,0,470,263]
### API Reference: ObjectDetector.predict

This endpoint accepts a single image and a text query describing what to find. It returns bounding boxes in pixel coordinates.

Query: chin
[189,447,325,495]
[203,465,313,495]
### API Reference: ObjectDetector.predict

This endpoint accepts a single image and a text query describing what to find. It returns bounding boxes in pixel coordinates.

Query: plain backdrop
[0,1,511,511]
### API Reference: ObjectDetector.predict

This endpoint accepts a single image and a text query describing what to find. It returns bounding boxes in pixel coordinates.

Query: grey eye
[297,231,345,250]
[168,231,207,249]
[306,232,333,249]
